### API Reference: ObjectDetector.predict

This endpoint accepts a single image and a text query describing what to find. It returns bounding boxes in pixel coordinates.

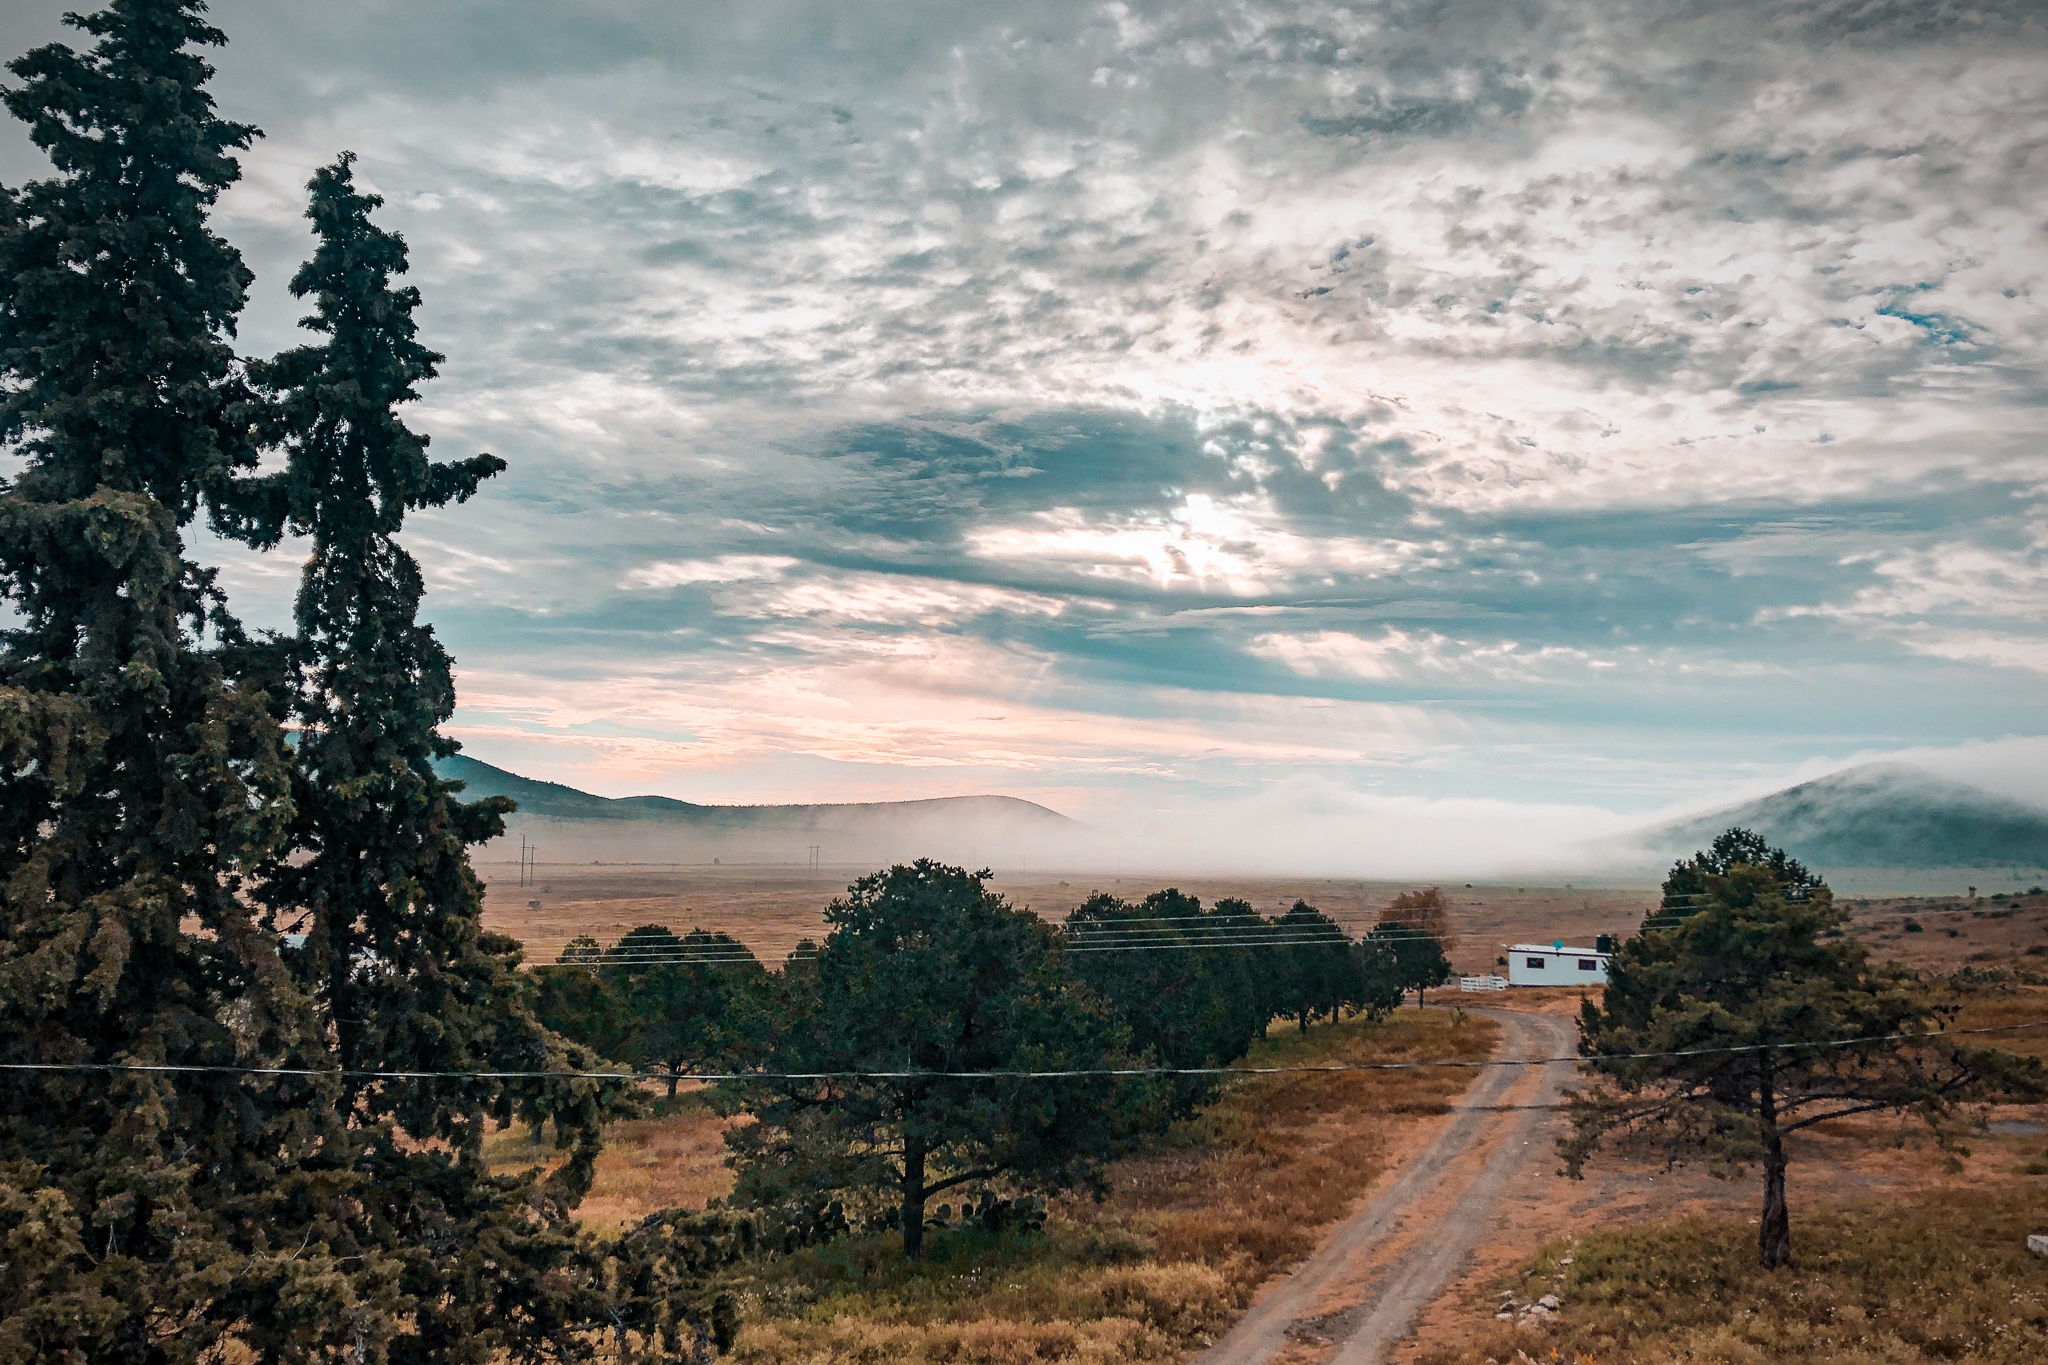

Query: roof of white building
[1509,943,1609,956]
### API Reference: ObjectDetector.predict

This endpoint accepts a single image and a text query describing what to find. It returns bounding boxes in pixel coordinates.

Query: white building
[1507,941,1610,987]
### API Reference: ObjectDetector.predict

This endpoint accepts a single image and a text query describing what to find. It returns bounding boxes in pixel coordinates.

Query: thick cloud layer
[3,0,2044,843]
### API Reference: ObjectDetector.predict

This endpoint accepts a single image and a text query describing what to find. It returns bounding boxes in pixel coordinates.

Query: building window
[1526,956,1547,970]
[1578,958,1599,970]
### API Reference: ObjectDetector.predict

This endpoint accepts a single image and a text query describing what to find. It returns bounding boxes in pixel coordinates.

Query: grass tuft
[1420,1185,2048,1364]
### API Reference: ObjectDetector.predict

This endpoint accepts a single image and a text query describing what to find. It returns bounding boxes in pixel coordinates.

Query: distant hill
[432,754,1075,832]
[1640,763,2048,870]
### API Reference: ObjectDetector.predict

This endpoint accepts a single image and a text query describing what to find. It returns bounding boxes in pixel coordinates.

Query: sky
[2,0,2045,860]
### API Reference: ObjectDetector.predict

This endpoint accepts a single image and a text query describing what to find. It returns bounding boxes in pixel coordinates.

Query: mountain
[432,754,1076,831]
[1640,763,2048,870]
[434,753,1083,866]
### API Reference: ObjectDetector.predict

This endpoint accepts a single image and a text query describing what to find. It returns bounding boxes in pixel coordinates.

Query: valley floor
[492,898,2048,1364]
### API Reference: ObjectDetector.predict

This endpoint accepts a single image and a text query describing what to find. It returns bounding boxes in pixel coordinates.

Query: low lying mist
[479,777,1642,883]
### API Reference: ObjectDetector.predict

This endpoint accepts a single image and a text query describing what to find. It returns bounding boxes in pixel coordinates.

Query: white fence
[1459,975,1508,992]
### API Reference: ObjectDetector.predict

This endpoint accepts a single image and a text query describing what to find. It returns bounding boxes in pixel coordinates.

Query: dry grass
[577,1102,738,1232]
[1942,977,2048,1062]
[723,1005,1499,1364]
[1416,1184,2048,1365]
[482,1093,738,1233]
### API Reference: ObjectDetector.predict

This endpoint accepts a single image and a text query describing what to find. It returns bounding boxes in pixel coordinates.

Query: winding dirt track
[1192,1006,1578,1365]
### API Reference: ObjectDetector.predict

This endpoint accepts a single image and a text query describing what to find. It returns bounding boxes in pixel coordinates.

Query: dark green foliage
[535,925,769,1093]
[1567,828,2046,1270]
[627,929,767,1091]
[1370,920,1453,1005]
[559,933,604,963]
[725,861,1152,1259]
[1063,888,1273,1115]
[0,5,324,1359]
[0,5,722,1353]
[1375,886,1457,1005]
[1206,896,1279,1045]
[1270,900,1401,1032]
[533,957,637,1061]
[218,149,681,1359]
[1655,826,1823,920]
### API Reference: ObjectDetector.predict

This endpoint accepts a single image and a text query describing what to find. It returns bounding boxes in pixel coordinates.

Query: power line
[536,933,1425,967]
[509,896,2045,967]
[7,1019,2042,1084]
[518,923,1461,956]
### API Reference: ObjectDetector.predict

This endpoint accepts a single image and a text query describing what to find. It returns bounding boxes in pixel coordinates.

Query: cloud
[9,0,2043,843]
[1246,627,1597,683]
[622,555,798,589]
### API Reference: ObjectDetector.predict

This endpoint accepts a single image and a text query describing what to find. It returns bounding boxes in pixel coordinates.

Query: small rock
[1494,1311,1515,1320]
[1559,1255,1574,1266]
[2029,1233,2048,1258]
[1538,1293,1561,1310]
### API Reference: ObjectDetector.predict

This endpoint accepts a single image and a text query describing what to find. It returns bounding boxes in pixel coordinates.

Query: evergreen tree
[625,929,768,1094]
[1065,889,1235,1116]
[727,861,1149,1259]
[1567,829,2044,1269]
[0,9,733,1354]
[1657,826,1822,919]
[0,4,329,1358]
[1206,895,1278,1044]
[1271,901,1365,1030]
[221,153,720,1358]
[535,925,769,1095]
[1371,892,1455,1007]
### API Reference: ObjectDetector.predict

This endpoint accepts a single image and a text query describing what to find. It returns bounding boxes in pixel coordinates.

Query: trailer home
[1507,941,1610,987]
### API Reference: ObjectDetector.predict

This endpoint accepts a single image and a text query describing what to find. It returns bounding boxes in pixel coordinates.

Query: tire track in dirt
[1191,1007,1578,1365]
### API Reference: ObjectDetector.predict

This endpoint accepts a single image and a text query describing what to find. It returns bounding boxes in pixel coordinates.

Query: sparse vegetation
[1570,829,2046,1268]
[1420,1185,2048,1365]
[726,1006,1497,1363]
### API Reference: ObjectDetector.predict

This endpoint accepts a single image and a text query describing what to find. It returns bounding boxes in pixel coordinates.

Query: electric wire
[6,1018,2043,1085]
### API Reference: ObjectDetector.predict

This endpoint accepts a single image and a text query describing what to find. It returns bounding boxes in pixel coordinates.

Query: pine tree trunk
[901,1132,929,1260]
[1757,1071,1793,1268]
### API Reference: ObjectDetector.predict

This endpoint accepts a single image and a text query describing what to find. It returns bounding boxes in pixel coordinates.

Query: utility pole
[806,844,821,874]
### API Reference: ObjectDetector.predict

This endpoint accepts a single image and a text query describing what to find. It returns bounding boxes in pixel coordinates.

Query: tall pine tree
[1,6,733,1358]
[227,152,574,1155]
[220,154,726,1361]
[0,2,335,1358]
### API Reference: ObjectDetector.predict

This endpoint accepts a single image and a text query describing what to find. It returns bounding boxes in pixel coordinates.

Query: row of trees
[0,4,720,1359]
[534,872,1459,1257]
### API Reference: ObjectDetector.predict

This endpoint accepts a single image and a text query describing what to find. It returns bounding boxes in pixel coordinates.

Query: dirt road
[1192,1006,1578,1365]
